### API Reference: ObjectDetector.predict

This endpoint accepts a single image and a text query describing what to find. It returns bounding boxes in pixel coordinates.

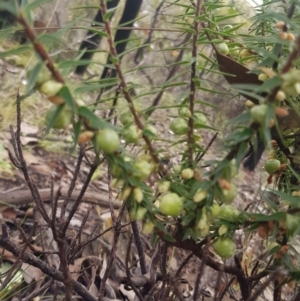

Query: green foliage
[3,0,300,297]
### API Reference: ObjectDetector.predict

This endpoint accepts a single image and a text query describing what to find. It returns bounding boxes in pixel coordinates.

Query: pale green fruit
[142,221,154,234]
[39,80,63,97]
[133,187,144,203]
[223,25,234,32]
[214,238,236,259]
[264,159,280,175]
[123,125,141,144]
[211,203,220,218]
[181,168,194,179]
[134,160,153,181]
[219,205,239,221]
[178,107,192,118]
[119,186,132,201]
[217,43,229,55]
[194,112,208,128]
[258,73,269,81]
[286,214,300,235]
[216,184,237,205]
[120,111,134,126]
[27,67,50,86]
[193,189,207,203]
[169,118,188,135]
[145,124,157,138]
[158,181,171,193]
[250,104,267,125]
[45,105,72,129]
[130,206,147,221]
[218,224,228,236]
[159,193,183,217]
[95,129,120,154]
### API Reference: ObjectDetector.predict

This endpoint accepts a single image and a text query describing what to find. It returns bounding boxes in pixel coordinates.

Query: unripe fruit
[119,186,132,201]
[158,181,171,193]
[275,90,286,101]
[229,159,238,178]
[245,100,255,109]
[211,203,220,218]
[258,73,269,81]
[144,124,157,138]
[78,131,94,144]
[130,206,147,220]
[39,80,63,97]
[239,49,251,58]
[110,178,124,189]
[194,112,208,128]
[181,168,194,179]
[139,154,152,162]
[292,191,300,197]
[45,105,72,129]
[95,129,120,154]
[217,42,229,55]
[218,224,228,236]
[267,150,276,159]
[173,164,182,173]
[134,160,153,181]
[178,107,192,118]
[286,214,300,235]
[197,213,210,237]
[267,241,279,251]
[213,237,236,259]
[123,125,141,144]
[250,104,267,125]
[281,70,300,96]
[159,193,183,217]
[193,189,207,203]
[76,99,85,107]
[142,221,154,234]
[230,46,240,57]
[264,159,280,175]
[120,111,133,126]
[169,118,188,135]
[111,163,122,178]
[223,25,233,31]
[219,205,239,220]
[217,184,237,204]
[133,187,144,203]
[27,67,51,87]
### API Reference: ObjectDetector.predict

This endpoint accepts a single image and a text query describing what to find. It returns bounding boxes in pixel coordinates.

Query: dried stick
[246,268,286,301]
[192,239,209,301]
[125,234,145,301]
[0,230,97,301]
[22,279,53,301]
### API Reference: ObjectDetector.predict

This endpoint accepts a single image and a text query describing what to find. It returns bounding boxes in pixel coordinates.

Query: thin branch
[187,0,202,163]
[0,232,97,301]
[98,0,164,174]
[16,15,65,83]
[125,234,145,301]
[60,146,85,227]
[246,268,286,301]
[22,279,53,301]
[192,239,209,301]
[131,220,147,275]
